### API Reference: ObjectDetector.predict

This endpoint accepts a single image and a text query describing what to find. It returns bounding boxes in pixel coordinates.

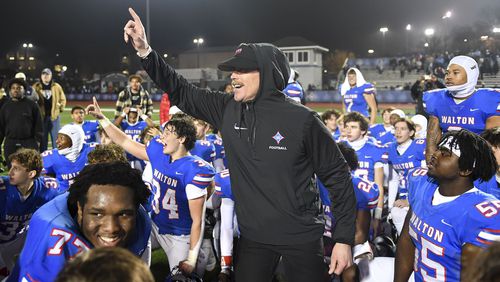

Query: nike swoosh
[441,219,453,227]
[470,108,479,112]
[175,172,183,175]
[234,123,248,130]
[408,155,414,158]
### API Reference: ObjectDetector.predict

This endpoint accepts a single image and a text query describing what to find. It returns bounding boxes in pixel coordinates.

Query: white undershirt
[432,187,478,205]
[396,139,412,155]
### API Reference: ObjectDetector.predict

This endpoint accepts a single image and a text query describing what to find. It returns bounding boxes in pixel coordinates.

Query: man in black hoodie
[119,8,356,281]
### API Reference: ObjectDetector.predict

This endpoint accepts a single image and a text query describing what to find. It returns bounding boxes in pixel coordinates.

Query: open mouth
[232,81,244,89]
[97,235,122,247]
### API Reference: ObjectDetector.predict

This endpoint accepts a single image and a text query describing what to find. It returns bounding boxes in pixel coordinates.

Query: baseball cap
[42,68,52,75]
[218,44,259,72]
[15,72,26,80]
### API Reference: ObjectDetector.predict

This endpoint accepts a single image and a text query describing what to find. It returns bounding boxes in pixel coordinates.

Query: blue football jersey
[190,140,216,164]
[332,127,341,140]
[407,168,500,282]
[147,138,215,236]
[378,131,396,145]
[12,193,151,282]
[0,177,62,244]
[341,83,376,117]
[121,121,148,162]
[343,140,388,182]
[368,124,390,140]
[214,169,233,200]
[475,176,500,199]
[283,82,304,102]
[41,143,97,192]
[423,88,500,134]
[387,139,426,200]
[80,121,99,143]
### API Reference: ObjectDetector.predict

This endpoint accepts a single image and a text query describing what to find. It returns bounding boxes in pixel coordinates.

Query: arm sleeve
[305,114,356,245]
[141,50,230,129]
[220,198,235,257]
[115,91,126,119]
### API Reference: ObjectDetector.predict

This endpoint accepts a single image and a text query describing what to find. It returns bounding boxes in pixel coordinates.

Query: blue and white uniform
[407,168,500,281]
[343,139,388,182]
[340,68,376,118]
[0,177,62,273]
[146,137,215,272]
[10,193,151,282]
[190,140,216,165]
[121,120,148,170]
[423,88,500,134]
[283,82,304,103]
[41,143,96,192]
[77,121,99,143]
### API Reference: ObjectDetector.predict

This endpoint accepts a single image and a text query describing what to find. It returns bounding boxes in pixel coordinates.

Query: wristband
[374,207,383,220]
[140,114,149,121]
[186,249,198,267]
[137,46,152,58]
[121,112,127,118]
[353,241,373,262]
[98,118,112,129]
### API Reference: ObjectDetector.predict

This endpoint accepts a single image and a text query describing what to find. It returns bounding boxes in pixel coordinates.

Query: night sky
[2,0,500,76]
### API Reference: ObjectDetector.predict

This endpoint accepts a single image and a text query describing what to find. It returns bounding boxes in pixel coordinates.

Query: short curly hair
[8,148,43,178]
[67,162,150,217]
[87,144,128,165]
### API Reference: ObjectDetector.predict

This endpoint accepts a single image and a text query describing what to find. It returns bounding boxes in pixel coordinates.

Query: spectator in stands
[410,74,444,118]
[14,73,37,103]
[0,79,43,164]
[340,68,378,124]
[33,68,66,152]
[114,74,153,120]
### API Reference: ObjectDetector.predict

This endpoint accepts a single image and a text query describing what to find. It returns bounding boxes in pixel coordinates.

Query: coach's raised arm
[124,7,357,280]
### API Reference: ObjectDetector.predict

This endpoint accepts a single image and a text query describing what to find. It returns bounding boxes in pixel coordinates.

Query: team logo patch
[272,131,285,144]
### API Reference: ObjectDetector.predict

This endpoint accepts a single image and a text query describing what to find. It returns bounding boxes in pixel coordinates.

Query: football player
[0,149,62,279]
[10,162,151,282]
[395,130,500,281]
[87,99,215,275]
[41,124,97,191]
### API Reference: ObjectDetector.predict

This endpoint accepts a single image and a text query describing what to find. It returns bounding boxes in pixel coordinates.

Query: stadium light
[493,27,500,33]
[368,49,374,54]
[406,24,412,31]
[424,28,435,36]
[379,27,389,34]
[424,43,429,47]
[463,39,468,42]
[163,53,168,58]
[480,35,489,41]
[193,37,204,68]
[442,11,452,19]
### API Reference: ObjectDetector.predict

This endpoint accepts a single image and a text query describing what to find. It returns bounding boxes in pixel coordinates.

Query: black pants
[3,138,38,167]
[234,236,327,282]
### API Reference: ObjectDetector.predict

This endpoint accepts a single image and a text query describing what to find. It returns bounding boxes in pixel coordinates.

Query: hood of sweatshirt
[227,43,291,143]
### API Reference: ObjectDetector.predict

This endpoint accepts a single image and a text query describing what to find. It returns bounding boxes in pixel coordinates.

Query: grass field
[3,101,417,280]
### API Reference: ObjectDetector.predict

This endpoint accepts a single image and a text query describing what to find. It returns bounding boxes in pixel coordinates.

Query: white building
[275,36,329,90]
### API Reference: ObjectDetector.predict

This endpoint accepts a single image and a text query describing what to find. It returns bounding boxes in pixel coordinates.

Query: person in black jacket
[0,78,43,166]
[95,8,355,281]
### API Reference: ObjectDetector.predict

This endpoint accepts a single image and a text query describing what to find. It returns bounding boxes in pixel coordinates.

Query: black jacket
[0,97,43,147]
[142,43,356,245]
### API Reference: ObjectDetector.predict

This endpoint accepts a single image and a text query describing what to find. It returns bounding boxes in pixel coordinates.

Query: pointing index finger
[128,7,142,25]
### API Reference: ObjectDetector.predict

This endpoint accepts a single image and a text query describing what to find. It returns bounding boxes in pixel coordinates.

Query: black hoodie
[142,43,356,245]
